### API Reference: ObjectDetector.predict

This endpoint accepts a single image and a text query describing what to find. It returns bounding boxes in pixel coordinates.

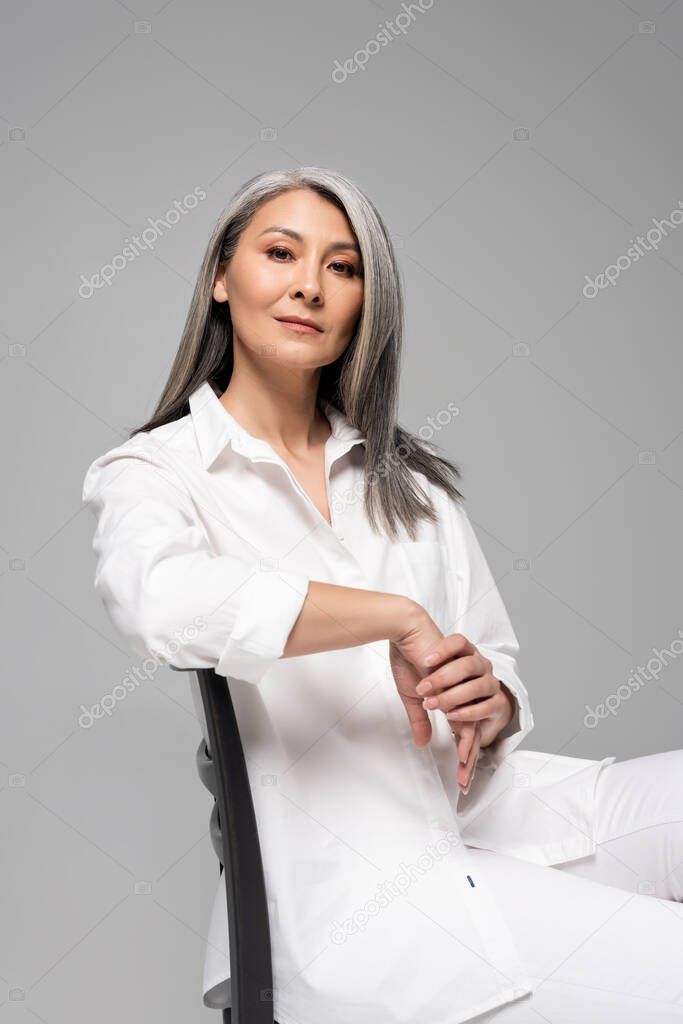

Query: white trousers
[467,748,683,1022]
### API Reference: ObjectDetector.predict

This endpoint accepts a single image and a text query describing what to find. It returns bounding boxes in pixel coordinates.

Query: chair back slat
[172,665,276,1024]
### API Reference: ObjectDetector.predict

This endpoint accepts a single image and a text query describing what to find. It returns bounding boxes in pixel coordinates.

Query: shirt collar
[188,380,367,470]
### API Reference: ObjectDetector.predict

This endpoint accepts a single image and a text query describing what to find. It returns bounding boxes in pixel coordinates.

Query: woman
[82,168,683,1023]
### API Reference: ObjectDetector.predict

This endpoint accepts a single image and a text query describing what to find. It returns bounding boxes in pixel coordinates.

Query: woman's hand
[388,605,442,746]
[415,632,516,754]
[389,609,486,792]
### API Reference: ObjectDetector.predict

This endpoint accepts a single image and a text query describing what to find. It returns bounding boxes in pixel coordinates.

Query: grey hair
[130,166,464,540]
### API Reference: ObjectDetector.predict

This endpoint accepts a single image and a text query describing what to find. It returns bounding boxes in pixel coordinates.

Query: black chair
[171,665,279,1024]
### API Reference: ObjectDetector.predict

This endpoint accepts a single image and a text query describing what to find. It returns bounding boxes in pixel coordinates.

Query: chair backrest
[171,665,276,1024]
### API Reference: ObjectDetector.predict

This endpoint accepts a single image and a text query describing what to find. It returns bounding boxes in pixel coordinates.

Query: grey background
[2,0,683,1019]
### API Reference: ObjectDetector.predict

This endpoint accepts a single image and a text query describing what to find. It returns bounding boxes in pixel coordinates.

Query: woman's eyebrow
[257,225,361,256]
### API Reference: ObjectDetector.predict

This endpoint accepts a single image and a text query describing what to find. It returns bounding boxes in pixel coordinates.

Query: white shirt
[82,380,615,1024]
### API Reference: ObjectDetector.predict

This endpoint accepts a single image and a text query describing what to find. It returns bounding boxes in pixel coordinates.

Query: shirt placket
[383,664,466,838]
[236,433,363,545]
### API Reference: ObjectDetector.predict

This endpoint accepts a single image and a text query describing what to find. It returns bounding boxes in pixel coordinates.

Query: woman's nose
[290,264,323,301]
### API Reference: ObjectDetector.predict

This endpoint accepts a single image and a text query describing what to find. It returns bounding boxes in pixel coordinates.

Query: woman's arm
[283,580,421,657]
[83,443,421,684]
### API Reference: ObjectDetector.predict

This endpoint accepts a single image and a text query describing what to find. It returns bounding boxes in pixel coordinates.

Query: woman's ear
[213,264,228,303]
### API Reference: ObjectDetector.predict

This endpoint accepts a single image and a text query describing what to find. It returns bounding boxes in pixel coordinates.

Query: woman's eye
[330,262,356,277]
[268,246,293,261]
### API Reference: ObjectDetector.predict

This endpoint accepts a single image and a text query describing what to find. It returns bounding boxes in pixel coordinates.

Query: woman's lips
[276,319,322,334]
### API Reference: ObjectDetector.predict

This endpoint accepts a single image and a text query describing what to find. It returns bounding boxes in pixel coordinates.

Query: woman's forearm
[282,581,422,658]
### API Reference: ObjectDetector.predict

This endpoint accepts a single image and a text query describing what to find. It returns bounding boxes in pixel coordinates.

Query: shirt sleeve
[444,498,535,769]
[81,443,310,684]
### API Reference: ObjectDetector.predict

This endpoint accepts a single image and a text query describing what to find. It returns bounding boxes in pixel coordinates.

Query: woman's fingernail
[424,652,438,665]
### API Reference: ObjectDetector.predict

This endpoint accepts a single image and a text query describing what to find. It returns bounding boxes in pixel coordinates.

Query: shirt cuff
[216,567,310,684]
[477,655,534,770]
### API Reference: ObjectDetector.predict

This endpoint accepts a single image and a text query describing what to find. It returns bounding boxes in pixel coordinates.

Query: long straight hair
[130,167,465,540]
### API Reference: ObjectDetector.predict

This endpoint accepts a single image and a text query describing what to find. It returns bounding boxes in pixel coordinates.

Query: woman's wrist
[386,597,431,645]
[498,680,517,728]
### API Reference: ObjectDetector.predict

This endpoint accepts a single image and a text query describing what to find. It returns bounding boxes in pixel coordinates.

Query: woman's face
[213,188,364,370]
